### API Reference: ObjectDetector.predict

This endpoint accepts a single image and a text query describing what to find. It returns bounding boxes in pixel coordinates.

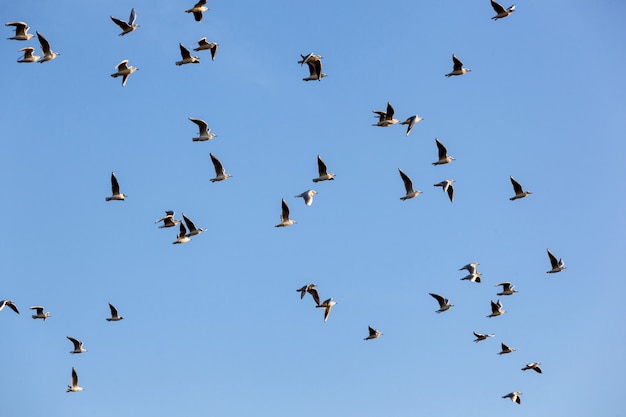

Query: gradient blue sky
[1,1,625,416]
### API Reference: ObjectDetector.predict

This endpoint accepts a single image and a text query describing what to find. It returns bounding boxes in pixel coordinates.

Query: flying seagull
[298,53,326,81]
[176,43,200,66]
[473,331,495,342]
[296,284,320,306]
[316,298,337,322]
[459,263,481,282]
[106,303,124,321]
[295,190,317,206]
[182,213,207,237]
[6,22,34,40]
[495,282,517,296]
[364,326,383,341]
[30,306,50,321]
[372,102,399,127]
[432,138,455,165]
[186,0,209,22]
[502,392,521,404]
[521,362,542,373]
[498,343,516,355]
[546,249,566,273]
[398,169,422,201]
[67,336,87,354]
[193,38,218,60]
[110,60,138,86]
[17,47,39,63]
[155,211,180,228]
[491,0,515,20]
[509,176,531,200]
[105,172,126,201]
[66,367,84,392]
[36,31,59,63]
[400,115,423,136]
[312,155,335,182]
[188,117,216,141]
[275,199,296,227]
[487,299,505,318]
[0,300,19,314]
[429,293,453,313]
[172,222,191,244]
[209,153,231,182]
[433,179,455,202]
[110,8,139,36]
[445,54,470,77]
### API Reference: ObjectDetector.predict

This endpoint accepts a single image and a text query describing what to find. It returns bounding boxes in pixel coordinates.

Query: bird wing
[116,60,129,71]
[71,368,78,386]
[510,176,523,194]
[110,172,120,195]
[108,303,119,317]
[179,43,191,59]
[385,102,395,120]
[30,306,44,314]
[429,293,445,307]
[398,169,414,194]
[210,43,218,60]
[280,199,290,221]
[210,153,224,176]
[435,139,447,159]
[182,213,197,232]
[36,32,51,54]
[452,54,463,71]
[317,155,328,176]
[547,249,559,268]
[110,16,131,30]
[7,301,20,314]
[307,287,321,306]
[447,184,454,202]
[128,8,137,26]
[189,117,208,134]
[67,336,81,349]
[178,222,188,239]
[491,0,506,14]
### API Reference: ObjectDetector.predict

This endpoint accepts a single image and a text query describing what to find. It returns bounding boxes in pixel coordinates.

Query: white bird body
[105,172,127,201]
[189,117,216,141]
[66,367,83,392]
[398,169,422,200]
[6,22,33,40]
[110,9,139,36]
[546,249,566,273]
[176,44,200,66]
[30,306,50,321]
[67,336,87,354]
[110,60,138,86]
[445,54,470,77]
[17,47,39,63]
[186,0,209,21]
[295,190,317,206]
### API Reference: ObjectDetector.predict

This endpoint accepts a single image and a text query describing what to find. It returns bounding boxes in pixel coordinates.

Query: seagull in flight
[189,117,216,141]
[509,176,532,200]
[209,153,231,182]
[316,298,337,322]
[487,299,505,318]
[30,306,50,321]
[312,155,335,182]
[398,169,422,201]
[172,222,192,244]
[400,115,423,136]
[182,213,207,237]
[275,199,296,227]
[66,367,84,392]
[106,303,124,321]
[432,139,455,165]
[502,392,521,404]
[473,331,495,342]
[110,9,139,36]
[296,284,320,306]
[495,282,517,296]
[429,293,453,313]
[445,54,470,77]
[521,362,542,373]
[36,31,60,63]
[6,22,34,40]
[186,0,209,22]
[364,326,382,340]
[298,53,326,81]
[295,190,317,206]
[0,300,19,314]
[110,60,138,86]
[176,43,200,66]
[17,47,40,63]
[433,179,455,202]
[67,336,87,354]
[155,211,180,228]
[546,249,566,273]
[372,102,399,127]
[193,38,218,60]
[490,0,515,20]
[498,343,516,355]
[105,172,127,201]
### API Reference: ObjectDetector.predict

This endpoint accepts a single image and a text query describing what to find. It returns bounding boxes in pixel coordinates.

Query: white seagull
[521,362,542,373]
[275,199,296,227]
[429,293,453,313]
[182,213,207,237]
[66,367,83,392]
[498,343,516,355]
[312,155,335,182]
[400,115,423,136]
[209,153,231,182]
[155,211,180,228]
[106,303,124,321]
[295,190,317,206]
[110,60,138,86]
[509,176,532,200]
[487,299,505,318]
[491,0,515,20]
[372,102,399,127]
[30,306,50,321]
[105,172,127,201]
[67,336,87,354]
[398,169,422,201]
[495,282,517,296]
[36,31,60,63]
[189,117,216,141]
[445,54,470,77]
[546,249,566,273]
[0,300,20,314]
[296,284,320,306]
[473,331,495,342]
[186,0,209,22]
[432,138,455,165]
[193,38,218,60]
[110,8,139,36]
[364,326,383,341]
[434,179,455,202]
[459,263,480,282]
[6,22,33,40]
[172,222,192,244]
[502,392,521,404]
[176,43,200,66]
[316,298,336,322]
[17,47,39,63]
[298,53,326,81]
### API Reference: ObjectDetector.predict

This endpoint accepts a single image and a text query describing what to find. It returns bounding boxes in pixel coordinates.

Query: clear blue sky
[1,1,624,416]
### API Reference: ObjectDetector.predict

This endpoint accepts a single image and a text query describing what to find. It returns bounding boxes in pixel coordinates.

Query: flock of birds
[3,0,569,408]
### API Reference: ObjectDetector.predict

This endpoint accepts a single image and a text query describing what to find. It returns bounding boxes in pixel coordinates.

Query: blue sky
[1,1,625,416]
